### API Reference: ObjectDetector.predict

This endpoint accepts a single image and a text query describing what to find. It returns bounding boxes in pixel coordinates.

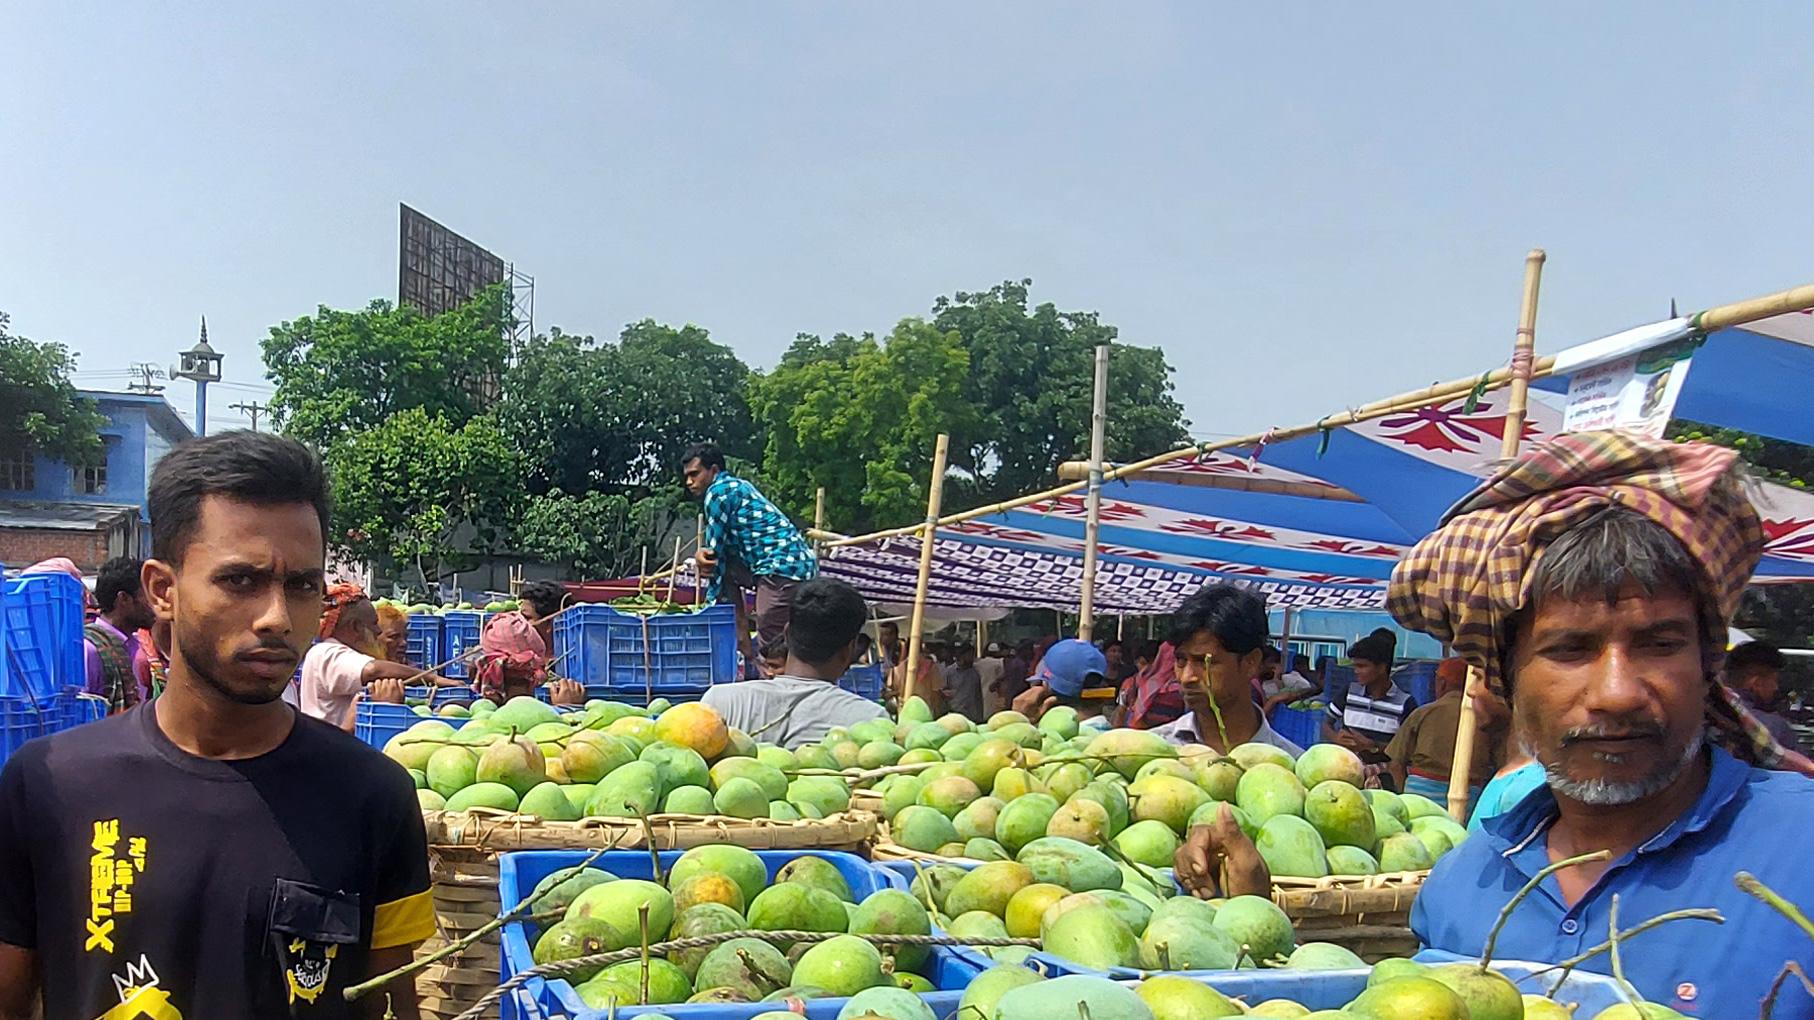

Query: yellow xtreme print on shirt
[86,820,183,1020]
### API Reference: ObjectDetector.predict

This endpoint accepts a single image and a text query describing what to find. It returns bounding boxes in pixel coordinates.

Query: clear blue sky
[5,4,1812,439]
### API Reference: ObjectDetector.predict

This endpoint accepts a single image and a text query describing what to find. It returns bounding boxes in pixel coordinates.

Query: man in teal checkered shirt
[683,443,817,678]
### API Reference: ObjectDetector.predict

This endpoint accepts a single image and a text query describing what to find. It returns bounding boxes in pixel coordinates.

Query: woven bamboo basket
[414,809,878,1018]
[1271,870,1428,962]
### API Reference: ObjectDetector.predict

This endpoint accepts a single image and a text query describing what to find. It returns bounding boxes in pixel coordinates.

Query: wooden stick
[1056,462,1364,500]
[1448,249,1544,825]
[666,536,682,603]
[828,276,1814,551]
[694,514,704,596]
[903,434,950,707]
[1078,344,1110,641]
[813,486,827,557]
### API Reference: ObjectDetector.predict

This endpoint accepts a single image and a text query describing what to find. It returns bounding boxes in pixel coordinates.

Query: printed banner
[1562,337,1698,438]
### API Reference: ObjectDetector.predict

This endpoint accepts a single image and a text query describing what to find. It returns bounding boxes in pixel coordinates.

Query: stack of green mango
[865,697,1466,880]
[523,846,947,1012]
[386,697,853,824]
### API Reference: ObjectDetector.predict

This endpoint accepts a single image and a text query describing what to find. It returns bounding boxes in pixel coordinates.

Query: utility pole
[127,363,165,395]
[229,400,269,432]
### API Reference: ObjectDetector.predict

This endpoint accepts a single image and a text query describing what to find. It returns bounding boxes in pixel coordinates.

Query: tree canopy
[263,277,1194,586]
[262,285,512,450]
[326,408,523,587]
[751,319,975,533]
[0,313,105,466]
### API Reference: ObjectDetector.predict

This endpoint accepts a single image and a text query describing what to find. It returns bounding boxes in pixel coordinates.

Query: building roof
[77,390,195,443]
[0,500,139,531]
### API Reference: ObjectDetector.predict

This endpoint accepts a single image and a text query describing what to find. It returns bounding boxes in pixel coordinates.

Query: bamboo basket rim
[425,807,877,851]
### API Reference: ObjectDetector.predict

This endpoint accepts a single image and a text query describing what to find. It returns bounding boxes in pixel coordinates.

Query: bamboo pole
[827,365,1545,547]
[694,514,704,595]
[902,434,950,707]
[1447,249,1544,824]
[1691,281,1814,331]
[666,536,682,603]
[1078,344,1111,641]
[813,487,827,557]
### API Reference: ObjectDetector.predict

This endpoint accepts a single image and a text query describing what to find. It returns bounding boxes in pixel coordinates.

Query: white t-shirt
[300,639,373,727]
[701,675,890,749]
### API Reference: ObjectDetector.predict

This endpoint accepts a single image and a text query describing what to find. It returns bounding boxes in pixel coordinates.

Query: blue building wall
[16,392,192,521]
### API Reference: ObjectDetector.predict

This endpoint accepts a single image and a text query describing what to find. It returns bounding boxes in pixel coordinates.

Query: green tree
[515,487,697,579]
[0,313,105,465]
[931,279,1189,504]
[326,409,523,588]
[751,318,975,533]
[501,320,755,496]
[262,286,512,450]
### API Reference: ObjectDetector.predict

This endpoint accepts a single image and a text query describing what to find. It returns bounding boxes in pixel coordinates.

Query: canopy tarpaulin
[820,311,1814,612]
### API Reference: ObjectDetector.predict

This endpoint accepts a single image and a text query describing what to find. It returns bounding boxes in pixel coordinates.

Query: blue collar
[1482,746,1750,857]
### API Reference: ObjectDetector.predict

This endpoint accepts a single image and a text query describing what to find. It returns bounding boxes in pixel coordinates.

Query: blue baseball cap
[1033,639,1115,699]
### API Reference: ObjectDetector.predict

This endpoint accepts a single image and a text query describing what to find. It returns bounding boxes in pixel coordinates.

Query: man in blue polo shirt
[1176,432,1814,1018]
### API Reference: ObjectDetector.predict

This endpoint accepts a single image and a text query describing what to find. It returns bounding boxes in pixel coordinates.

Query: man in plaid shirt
[683,442,817,678]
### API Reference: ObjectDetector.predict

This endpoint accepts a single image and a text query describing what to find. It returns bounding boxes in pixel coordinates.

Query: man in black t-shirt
[0,432,435,1019]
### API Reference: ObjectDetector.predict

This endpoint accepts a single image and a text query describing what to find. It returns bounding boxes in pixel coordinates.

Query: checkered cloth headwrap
[1387,430,1801,771]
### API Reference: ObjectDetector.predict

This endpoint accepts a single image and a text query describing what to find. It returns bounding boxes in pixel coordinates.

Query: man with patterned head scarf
[301,583,456,726]
[1178,432,1814,1016]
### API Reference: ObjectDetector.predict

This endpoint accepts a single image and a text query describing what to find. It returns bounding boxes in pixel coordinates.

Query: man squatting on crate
[682,442,817,679]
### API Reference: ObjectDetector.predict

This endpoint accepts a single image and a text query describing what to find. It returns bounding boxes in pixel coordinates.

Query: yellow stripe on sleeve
[371,888,436,949]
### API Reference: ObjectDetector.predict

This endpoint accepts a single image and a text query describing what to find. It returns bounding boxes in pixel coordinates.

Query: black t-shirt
[0,702,434,1018]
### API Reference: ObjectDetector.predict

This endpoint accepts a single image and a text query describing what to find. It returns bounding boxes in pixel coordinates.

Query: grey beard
[1526,726,1705,807]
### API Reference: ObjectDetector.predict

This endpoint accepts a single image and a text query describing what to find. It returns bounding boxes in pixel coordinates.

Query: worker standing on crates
[682,442,817,679]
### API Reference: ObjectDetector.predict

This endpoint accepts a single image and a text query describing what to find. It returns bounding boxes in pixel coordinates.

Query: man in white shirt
[976,642,1007,716]
[703,578,889,748]
[301,585,455,727]
[1149,583,1302,755]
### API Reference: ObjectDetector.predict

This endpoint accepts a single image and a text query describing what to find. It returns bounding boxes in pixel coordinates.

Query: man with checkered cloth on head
[1174,431,1814,1018]
[682,442,817,679]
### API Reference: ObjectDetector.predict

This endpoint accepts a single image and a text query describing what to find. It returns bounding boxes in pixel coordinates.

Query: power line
[127,363,165,395]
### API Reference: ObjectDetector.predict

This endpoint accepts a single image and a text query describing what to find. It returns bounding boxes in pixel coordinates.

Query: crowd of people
[3,425,1813,1016]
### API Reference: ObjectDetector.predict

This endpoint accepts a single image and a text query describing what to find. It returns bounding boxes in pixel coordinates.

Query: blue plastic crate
[3,572,86,698]
[1270,704,1324,749]
[0,695,57,766]
[579,685,703,707]
[406,684,475,708]
[353,702,421,751]
[1394,659,1440,706]
[500,849,980,1020]
[442,609,494,679]
[555,604,738,694]
[837,664,885,700]
[405,614,445,671]
[1113,957,1630,1012]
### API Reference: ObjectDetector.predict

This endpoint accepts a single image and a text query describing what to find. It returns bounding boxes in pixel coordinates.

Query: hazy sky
[5,4,1813,439]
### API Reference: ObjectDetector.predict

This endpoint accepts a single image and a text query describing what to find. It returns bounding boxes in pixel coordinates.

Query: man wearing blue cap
[1011,638,1121,721]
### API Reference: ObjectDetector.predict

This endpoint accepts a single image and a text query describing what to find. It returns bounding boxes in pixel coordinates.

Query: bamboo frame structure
[1077,345,1111,640]
[902,434,950,706]
[822,275,1814,557]
[813,487,826,556]
[1447,249,1544,824]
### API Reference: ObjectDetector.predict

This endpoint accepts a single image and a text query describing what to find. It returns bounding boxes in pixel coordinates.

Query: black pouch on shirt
[266,879,361,1014]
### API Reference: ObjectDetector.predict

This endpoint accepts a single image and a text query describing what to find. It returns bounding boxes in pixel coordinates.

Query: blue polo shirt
[1412,747,1814,1018]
